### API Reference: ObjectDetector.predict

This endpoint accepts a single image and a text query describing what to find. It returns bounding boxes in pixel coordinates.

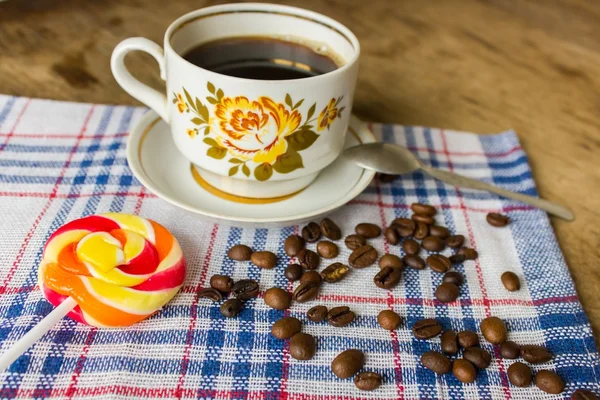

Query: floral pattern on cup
[173,82,345,181]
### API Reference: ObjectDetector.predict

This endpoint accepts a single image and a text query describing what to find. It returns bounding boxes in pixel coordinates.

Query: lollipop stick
[0,297,77,371]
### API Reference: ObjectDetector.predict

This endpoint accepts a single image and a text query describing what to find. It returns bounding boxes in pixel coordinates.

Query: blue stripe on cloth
[0,97,17,129]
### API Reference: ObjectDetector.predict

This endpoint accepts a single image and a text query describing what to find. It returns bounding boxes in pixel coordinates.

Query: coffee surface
[182,36,340,80]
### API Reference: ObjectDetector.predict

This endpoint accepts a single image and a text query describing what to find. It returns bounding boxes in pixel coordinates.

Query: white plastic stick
[0,297,77,371]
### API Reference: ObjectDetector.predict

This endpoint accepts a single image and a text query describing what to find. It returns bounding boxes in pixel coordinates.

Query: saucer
[126,111,375,226]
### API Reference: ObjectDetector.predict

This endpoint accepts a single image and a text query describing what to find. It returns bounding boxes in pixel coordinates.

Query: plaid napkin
[0,95,598,400]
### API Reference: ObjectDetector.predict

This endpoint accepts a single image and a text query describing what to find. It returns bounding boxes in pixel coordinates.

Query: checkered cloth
[0,95,598,400]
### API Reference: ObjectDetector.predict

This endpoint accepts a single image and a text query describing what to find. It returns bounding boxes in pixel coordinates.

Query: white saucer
[126,111,375,226]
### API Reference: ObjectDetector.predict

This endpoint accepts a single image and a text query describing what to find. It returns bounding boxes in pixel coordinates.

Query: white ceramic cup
[111,3,360,198]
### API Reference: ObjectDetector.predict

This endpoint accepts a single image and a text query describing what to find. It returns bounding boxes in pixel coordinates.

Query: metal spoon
[343,142,574,221]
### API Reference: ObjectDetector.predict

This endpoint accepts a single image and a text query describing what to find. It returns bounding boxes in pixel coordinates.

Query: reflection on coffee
[182,36,342,80]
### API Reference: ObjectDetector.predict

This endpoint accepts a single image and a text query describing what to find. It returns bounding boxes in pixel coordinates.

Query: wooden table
[2,0,599,343]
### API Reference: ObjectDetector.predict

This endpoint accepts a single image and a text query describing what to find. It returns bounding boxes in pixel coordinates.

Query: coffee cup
[111,3,360,198]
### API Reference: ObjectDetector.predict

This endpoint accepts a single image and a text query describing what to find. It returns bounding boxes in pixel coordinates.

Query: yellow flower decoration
[176,94,188,113]
[186,128,198,138]
[317,99,338,131]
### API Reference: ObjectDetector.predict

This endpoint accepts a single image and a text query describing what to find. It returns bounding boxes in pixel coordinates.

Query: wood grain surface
[1,0,599,342]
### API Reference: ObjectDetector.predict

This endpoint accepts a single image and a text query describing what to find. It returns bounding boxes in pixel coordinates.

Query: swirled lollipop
[0,213,186,369]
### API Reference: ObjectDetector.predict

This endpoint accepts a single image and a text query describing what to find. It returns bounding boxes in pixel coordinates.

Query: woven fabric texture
[0,95,598,399]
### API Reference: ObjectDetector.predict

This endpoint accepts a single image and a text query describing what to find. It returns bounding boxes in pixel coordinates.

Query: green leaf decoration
[287,129,318,152]
[338,106,346,118]
[273,149,304,174]
[285,93,292,108]
[306,103,316,121]
[207,97,219,105]
[254,163,273,181]
[207,147,227,160]
[191,118,203,125]
[172,98,177,104]
[183,88,196,111]
[292,99,304,110]
[207,82,215,94]
[203,127,210,135]
[228,165,239,176]
[228,158,243,164]
[216,89,224,100]
[242,164,250,177]
[203,137,219,147]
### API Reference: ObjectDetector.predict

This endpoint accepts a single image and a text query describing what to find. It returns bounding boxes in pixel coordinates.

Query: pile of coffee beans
[197,273,261,318]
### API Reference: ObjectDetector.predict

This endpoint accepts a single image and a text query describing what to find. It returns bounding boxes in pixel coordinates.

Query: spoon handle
[420,166,574,221]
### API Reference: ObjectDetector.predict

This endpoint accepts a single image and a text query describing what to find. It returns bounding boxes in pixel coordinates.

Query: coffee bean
[331,349,365,379]
[227,244,252,261]
[379,173,396,183]
[411,203,437,216]
[220,298,243,318]
[402,239,420,255]
[302,222,321,242]
[435,282,459,303]
[449,254,467,264]
[197,288,222,302]
[422,236,445,252]
[210,275,233,293]
[307,305,328,322]
[487,212,510,227]
[377,310,402,330]
[403,254,426,270]
[453,359,476,383]
[327,306,356,327]
[412,318,442,339]
[391,218,415,237]
[463,347,491,368]
[480,316,507,344]
[251,251,277,269]
[521,345,552,364]
[443,271,464,286]
[289,333,316,360]
[411,213,435,225]
[349,245,377,268]
[446,235,465,248]
[384,227,400,245]
[508,361,532,387]
[263,287,291,310]
[457,247,478,260]
[293,281,320,303]
[232,279,259,300]
[355,223,381,238]
[572,389,600,400]
[320,218,342,240]
[421,351,451,374]
[427,254,451,273]
[345,234,367,250]
[441,330,459,355]
[414,222,429,240]
[536,370,565,394]
[317,240,339,259]
[354,371,382,391]
[300,270,322,285]
[429,225,450,239]
[501,272,520,292]
[321,262,349,283]
[297,249,320,270]
[457,331,480,348]
[379,254,403,269]
[284,264,303,282]
[499,341,520,359]
[374,266,402,289]
[284,235,305,257]
[271,317,302,339]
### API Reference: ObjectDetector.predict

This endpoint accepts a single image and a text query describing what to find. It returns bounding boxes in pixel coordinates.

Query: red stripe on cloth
[0,99,31,151]
[0,191,159,199]
[174,223,219,399]
[406,145,523,158]
[372,172,404,399]
[440,129,512,400]
[0,131,129,139]
[133,186,146,215]
[0,106,95,291]
[63,327,98,399]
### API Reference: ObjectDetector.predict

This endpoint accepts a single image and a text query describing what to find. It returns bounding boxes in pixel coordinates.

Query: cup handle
[111,37,169,122]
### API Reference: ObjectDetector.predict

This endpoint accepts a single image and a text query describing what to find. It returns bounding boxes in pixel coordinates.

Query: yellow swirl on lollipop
[38,213,186,327]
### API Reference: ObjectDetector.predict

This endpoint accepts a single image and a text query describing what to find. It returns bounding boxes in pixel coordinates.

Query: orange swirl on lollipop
[38,213,186,327]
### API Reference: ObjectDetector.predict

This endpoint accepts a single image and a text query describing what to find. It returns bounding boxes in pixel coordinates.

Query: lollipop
[0,213,185,367]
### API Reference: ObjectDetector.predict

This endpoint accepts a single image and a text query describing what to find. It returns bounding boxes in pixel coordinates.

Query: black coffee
[182,36,340,80]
